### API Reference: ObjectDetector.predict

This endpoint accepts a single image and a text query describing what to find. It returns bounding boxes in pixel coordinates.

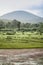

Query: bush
[40,38,43,40]
[31,37,39,39]
[6,32,15,35]
[6,36,12,40]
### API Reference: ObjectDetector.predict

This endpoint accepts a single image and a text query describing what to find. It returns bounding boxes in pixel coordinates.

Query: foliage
[38,22,43,35]
[0,19,43,34]
[0,19,43,48]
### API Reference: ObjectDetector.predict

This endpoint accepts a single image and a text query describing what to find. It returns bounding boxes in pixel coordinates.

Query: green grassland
[0,32,43,48]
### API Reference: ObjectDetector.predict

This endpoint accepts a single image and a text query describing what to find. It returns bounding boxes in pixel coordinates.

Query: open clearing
[0,32,43,48]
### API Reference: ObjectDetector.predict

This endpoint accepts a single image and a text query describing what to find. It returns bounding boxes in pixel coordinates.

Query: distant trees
[11,19,18,28]
[11,20,21,31]
[6,22,11,28]
[5,20,21,29]
[24,23,31,28]
[0,19,43,34]
[0,20,5,29]
[38,22,43,35]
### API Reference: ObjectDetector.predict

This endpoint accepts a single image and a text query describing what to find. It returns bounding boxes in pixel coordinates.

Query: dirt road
[0,49,43,65]
[0,49,43,55]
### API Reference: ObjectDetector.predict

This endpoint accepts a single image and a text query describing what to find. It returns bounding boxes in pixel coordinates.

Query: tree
[0,20,5,29]
[17,21,21,31]
[38,22,43,35]
[6,22,11,29]
[11,19,20,29]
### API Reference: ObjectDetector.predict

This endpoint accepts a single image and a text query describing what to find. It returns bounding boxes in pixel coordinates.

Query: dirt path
[0,49,43,56]
[0,49,43,65]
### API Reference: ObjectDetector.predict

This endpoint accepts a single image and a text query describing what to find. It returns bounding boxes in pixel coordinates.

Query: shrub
[6,36,12,40]
[6,32,15,35]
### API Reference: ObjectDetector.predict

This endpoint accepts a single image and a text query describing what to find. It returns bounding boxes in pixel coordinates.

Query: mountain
[0,11,43,23]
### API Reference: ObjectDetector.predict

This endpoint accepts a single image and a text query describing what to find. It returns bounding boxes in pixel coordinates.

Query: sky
[0,0,43,17]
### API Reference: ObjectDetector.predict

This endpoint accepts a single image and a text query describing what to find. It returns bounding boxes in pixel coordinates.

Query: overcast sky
[0,0,43,17]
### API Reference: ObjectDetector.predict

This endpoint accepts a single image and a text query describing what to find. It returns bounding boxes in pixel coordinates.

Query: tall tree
[17,21,21,31]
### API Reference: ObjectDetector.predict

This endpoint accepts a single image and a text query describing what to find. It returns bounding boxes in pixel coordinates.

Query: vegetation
[0,19,43,48]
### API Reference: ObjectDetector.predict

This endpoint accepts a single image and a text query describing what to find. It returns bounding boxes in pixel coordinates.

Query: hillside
[0,11,43,23]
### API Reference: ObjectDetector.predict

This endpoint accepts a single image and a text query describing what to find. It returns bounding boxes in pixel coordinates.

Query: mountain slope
[0,11,43,23]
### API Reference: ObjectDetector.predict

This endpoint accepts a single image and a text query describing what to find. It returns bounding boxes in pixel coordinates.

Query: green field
[0,32,43,48]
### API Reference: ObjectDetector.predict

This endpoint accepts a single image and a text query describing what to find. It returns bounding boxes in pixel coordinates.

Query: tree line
[0,19,43,35]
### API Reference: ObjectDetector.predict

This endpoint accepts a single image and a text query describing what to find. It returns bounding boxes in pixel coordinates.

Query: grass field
[0,32,43,48]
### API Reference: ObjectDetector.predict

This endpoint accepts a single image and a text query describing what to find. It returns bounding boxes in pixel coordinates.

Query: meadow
[0,31,43,48]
